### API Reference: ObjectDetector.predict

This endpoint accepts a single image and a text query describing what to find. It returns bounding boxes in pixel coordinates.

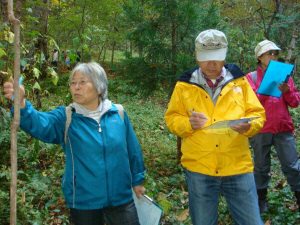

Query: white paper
[133,193,163,225]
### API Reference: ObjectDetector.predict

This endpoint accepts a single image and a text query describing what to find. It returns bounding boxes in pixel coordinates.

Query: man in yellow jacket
[165,29,266,225]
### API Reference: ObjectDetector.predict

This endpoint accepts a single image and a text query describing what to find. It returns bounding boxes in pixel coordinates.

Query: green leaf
[33,82,41,90]
[73,37,79,47]
[47,67,59,85]
[82,43,89,52]
[20,58,28,67]
[0,47,7,57]
[5,31,14,43]
[49,38,60,51]
[51,74,59,85]
[33,68,41,79]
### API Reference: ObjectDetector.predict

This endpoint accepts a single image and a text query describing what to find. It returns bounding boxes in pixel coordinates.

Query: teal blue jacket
[15,101,145,209]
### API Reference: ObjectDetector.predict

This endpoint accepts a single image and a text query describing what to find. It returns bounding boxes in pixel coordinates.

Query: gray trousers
[250,132,300,191]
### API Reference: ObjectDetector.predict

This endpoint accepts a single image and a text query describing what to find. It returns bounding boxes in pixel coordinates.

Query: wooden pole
[7,1,21,224]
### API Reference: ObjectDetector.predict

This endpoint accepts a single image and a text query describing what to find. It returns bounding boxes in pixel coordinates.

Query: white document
[133,193,163,225]
[203,117,259,130]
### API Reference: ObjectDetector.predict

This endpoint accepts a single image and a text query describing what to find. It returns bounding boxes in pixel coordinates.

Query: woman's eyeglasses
[69,80,92,87]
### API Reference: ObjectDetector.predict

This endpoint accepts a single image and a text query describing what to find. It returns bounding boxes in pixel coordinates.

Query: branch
[7,1,21,225]
[265,0,280,36]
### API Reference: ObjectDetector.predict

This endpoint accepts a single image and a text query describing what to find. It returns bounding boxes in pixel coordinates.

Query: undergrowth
[0,73,300,224]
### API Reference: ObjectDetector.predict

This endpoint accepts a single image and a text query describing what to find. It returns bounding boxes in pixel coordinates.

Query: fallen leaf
[289,203,298,212]
[175,208,189,222]
[264,219,271,225]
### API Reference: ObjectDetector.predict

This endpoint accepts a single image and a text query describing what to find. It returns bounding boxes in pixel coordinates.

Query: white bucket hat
[195,29,228,62]
[255,40,281,58]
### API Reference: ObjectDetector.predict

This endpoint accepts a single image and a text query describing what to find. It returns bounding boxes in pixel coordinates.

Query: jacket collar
[178,63,244,83]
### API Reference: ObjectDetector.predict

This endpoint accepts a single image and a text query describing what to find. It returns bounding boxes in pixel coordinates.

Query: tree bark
[286,25,298,64]
[177,136,182,164]
[7,0,21,224]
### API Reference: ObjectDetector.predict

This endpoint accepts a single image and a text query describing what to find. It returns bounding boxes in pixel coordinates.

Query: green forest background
[0,0,300,224]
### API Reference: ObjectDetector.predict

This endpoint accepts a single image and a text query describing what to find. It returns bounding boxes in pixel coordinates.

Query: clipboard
[203,117,259,130]
[257,60,294,98]
[133,193,163,225]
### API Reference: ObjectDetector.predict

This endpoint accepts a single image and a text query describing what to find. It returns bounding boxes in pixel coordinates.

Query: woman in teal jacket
[3,62,146,225]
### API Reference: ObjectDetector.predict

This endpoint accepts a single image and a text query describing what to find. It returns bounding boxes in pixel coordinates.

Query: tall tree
[118,0,221,96]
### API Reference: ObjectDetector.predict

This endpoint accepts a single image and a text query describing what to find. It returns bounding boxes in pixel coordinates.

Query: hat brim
[256,44,281,58]
[196,48,227,62]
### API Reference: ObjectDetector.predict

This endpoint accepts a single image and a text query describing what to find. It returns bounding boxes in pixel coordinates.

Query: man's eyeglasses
[264,51,279,56]
[69,80,92,87]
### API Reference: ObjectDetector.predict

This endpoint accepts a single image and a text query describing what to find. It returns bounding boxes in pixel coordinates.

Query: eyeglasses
[264,51,279,56]
[69,80,92,87]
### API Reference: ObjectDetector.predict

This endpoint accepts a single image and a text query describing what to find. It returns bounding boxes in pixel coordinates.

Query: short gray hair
[70,62,108,100]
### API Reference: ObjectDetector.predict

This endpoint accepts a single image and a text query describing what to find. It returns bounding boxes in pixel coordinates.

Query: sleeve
[12,100,66,144]
[164,83,194,138]
[242,81,266,137]
[124,110,146,187]
[282,78,300,108]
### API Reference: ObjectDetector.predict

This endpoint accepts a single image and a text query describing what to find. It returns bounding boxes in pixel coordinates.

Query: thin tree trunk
[111,39,115,67]
[7,0,21,224]
[177,136,182,164]
[286,25,298,64]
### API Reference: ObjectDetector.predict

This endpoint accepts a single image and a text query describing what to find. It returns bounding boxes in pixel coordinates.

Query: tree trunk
[111,39,115,67]
[177,136,182,164]
[286,25,298,64]
[7,0,21,224]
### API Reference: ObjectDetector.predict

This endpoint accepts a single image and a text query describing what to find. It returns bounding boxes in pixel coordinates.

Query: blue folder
[257,60,294,98]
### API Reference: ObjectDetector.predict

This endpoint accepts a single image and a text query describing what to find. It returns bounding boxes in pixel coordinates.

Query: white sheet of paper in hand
[133,192,163,225]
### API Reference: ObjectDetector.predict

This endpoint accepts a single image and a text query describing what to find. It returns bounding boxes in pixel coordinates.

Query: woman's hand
[3,76,26,108]
[133,185,146,199]
[278,81,290,93]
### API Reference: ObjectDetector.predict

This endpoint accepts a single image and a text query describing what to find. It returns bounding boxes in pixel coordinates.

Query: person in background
[165,29,266,225]
[76,51,81,63]
[3,62,146,225]
[66,50,71,69]
[246,40,300,213]
[51,49,59,69]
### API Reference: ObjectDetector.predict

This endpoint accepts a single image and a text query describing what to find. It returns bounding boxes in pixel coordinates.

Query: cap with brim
[195,29,228,62]
[196,48,227,61]
[255,40,281,58]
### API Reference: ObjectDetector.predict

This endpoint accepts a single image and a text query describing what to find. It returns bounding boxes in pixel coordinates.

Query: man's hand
[189,111,208,130]
[133,185,146,199]
[230,122,251,133]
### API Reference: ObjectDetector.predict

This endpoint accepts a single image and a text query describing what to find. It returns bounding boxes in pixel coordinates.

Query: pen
[12,76,23,100]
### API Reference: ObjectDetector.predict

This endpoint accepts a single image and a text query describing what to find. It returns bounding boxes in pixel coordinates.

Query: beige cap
[255,40,281,58]
[195,29,228,62]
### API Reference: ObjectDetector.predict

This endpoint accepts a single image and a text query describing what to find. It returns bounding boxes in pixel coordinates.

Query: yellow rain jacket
[165,64,266,176]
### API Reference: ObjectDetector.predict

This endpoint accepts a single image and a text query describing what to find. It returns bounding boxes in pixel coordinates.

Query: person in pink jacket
[246,40,300,213]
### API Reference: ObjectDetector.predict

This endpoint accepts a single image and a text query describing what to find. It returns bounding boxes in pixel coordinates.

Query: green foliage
[1,69,300,224]
[226,28,264,72]
[1,0,300,224]
[117,0,224,96]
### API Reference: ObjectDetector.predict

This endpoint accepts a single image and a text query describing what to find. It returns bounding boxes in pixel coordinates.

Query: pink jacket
[246,65,299,134]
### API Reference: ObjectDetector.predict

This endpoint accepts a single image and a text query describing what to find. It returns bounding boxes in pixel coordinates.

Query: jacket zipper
[100,123,111,206]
